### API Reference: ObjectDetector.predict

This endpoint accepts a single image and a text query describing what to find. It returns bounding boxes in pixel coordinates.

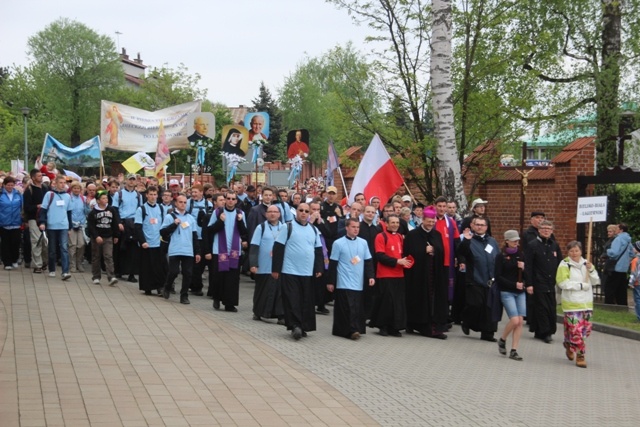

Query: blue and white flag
[41,134,102,168]
[326,139,339,187]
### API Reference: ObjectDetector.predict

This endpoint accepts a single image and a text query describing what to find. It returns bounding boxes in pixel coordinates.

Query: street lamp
[21,107,30,172]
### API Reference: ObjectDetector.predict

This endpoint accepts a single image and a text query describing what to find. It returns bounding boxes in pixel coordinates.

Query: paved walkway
[1,267,639,426]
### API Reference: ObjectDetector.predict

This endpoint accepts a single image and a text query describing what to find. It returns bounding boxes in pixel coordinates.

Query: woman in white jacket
[556,241,600,368]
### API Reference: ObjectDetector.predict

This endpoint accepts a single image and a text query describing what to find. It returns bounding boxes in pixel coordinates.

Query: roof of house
[229,106,249,125]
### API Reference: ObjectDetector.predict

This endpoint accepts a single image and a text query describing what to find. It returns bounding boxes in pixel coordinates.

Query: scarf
[217,208,241,271]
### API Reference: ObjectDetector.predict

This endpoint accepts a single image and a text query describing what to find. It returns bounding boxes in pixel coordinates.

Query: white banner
[576,196,608,223]
[101,100,201,152]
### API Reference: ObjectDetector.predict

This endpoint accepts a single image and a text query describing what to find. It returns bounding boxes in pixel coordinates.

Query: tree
[431,0,466,210]
[27,18,124,146]
[506,0,640,171]
[329,0,440,200]
[278,44,380,164]
[250,82,283,161]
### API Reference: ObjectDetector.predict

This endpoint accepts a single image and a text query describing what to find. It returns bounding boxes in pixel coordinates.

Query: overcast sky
[0,0,373,107]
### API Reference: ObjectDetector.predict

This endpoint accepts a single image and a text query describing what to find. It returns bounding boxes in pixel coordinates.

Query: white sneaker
[61,273,71,281]
[11,263,19,269]
[92,279,100,285]
[4,266,12,271]
[108,278,118,287]
[48,272,56,277]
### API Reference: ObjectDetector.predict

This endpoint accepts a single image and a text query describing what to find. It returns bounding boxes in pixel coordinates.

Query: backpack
[141,203,165,222]
[117,188,142,209]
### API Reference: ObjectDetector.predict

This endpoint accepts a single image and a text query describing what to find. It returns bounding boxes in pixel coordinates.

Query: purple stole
[217,209,241,272]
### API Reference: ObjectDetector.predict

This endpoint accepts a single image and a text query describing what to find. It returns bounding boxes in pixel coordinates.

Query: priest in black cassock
[403,206,449,339]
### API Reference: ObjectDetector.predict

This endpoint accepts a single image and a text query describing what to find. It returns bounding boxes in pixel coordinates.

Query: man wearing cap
[460,198,492,237]
[521,211,546,252]
[403,206,449,338]
[320,186,343,252]
[169,179,181,200]
[458,216,500,341]
[112,173,144,282]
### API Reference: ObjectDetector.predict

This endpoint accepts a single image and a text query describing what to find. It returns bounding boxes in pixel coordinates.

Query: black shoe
[162,287,170,299]
[431,333,447,340]
[277,318,285,325]
[144,290,152,295]
[316,307,330,315]
[389,330,402,337]
[127,275,138,283]
[543,335,553,344]
[292,327,302,340]
[180,296,190,304]
[301,331,307,337]
[509,350,523,361]
[405,327,414,334]
[253,314,261,321]
[156,288,164,296]
[481,336,497,342]
[225,306,238,312]
[498,338,507,355]
[378,327,389,337]
[213,299,220,310]
[191,291,204,296]
[461,324,470,335]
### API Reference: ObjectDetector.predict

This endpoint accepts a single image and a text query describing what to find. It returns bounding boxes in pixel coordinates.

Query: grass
[557,304,640,332]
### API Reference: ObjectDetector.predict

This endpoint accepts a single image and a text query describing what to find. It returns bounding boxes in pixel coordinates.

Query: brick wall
[463,139,595,251]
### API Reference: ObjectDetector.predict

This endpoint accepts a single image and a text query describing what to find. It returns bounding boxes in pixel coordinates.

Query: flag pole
[403,182,418,203]
[338,166,349,200]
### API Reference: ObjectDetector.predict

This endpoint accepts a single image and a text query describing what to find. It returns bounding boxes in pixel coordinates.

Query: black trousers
[281,273,316,332]
[605,271,628,306]
[209,255,240,307]
[0,228,21,266]
[165,256,194,297]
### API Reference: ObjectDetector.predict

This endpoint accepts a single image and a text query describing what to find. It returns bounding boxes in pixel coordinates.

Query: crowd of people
[2,164,639,370]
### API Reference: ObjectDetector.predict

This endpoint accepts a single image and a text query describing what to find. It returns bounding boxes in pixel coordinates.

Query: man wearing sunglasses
[205,191,248,312]
[272,203,324,340]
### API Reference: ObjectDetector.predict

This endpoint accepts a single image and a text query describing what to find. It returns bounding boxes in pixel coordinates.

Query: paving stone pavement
[1,266,640,426]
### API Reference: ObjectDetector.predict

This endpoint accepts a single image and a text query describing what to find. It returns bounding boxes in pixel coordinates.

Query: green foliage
[114,64,207,112]
[617,183,640,239]
[27,18,124,146]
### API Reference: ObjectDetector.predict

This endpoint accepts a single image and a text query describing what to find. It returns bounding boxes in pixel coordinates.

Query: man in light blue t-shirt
[272,203,323,341]
[38,175,72,280]
[327,218,374,340]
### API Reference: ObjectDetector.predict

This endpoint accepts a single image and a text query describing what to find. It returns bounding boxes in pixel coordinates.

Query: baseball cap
[327,186,338,193]
[126,173,137,180]
[169,179,180,187]
[401,195,412,202]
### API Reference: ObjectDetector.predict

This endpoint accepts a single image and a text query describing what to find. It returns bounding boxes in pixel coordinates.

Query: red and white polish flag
[349,134,404,204]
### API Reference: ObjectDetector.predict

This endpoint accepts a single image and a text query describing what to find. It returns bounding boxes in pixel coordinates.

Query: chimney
[134,52,143,65]
[121,47,129,59]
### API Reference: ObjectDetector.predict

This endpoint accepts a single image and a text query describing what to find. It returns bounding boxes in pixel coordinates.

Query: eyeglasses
[298,209,310,213]
[226,197,236,201]
[475,224,488,227]
[540,227,553,231]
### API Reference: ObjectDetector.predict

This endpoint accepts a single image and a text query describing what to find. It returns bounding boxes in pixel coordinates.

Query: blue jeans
[47,229,69,274]
[634,286,640,321]
[500,291,527,318]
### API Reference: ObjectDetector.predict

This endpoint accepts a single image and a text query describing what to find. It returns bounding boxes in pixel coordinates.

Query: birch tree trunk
[431,0,467,211]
